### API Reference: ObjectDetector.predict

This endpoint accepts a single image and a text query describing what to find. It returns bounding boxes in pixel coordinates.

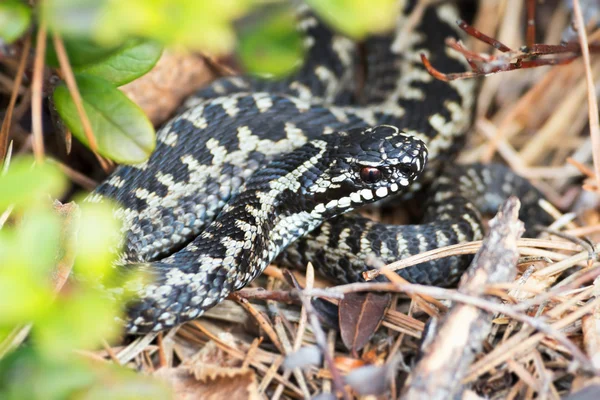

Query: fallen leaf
[339,292,391,353]
[155,366,260,400]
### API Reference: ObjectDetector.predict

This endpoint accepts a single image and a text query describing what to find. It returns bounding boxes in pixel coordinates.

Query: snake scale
[88,1,552,333]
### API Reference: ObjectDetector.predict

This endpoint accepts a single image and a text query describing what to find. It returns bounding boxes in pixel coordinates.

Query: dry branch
[402,197,525,399]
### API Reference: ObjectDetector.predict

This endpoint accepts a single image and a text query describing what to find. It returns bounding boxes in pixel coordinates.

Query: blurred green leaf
[96,0,250,53]
[0,0,31,44]
[238,8,304,77]
[0,347,94,400]
[306,0,398,39]
[74,200,121,280]
[0,209,60,325]
[52,74,156,164]
[46,37,123,68]
[41,0,108,38]
[0,348,171,400]
[34,288,122,359]
[75,40,163,86]
[0,157,67,210]
[17,209,62,275]
[82,372,172,400]
[42,0,250,54]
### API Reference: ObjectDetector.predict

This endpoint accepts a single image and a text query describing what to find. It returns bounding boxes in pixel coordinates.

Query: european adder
[89,1,552,333]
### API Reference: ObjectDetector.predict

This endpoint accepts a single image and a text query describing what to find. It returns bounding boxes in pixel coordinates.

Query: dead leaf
[155,366,260,400]
[339,292,391,353]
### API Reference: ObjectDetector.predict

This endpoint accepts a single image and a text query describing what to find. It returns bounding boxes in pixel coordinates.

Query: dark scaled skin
[89,1,552,334]
[123,126,427,333]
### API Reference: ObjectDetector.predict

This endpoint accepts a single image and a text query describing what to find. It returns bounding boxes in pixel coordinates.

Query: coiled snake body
[90,1,550,333]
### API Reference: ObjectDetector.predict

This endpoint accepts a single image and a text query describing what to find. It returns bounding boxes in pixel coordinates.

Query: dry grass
[1,0,599,398]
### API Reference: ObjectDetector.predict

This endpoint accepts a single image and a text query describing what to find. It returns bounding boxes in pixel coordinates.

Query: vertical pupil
[361,167,381,182]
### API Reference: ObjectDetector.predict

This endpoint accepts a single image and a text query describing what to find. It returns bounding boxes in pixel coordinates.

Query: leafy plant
[1,0,398,164]
[0,0,401,397]
[0,157,163,398]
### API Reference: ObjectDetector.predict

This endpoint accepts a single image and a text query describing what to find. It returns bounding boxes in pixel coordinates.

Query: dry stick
[52,159,98,190]
[271,317,311,400]
[0,35,30,161]
[363,238,582,281]
[271,264,315,400]
[31,21,47,163]
[582,309,600,370]
[401,197,525,399]
[101,339,121,365]
[373,258,443,317]
[310,278,591,367]
[299,273,351,400]
[241,337,263,370]
[572,0,600,192]
[463,288,598,384]
[52,34,110,172]
[52,201,80,292]
[155,333,167,368]
[231,294,285,354]
[526,0,536,49]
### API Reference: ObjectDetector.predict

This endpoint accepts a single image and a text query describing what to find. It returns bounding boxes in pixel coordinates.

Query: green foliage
[238,7,304,78]
[0,348,171,400]
[95,0,251,53]
[46,38,163,86]
[39,0,109,39]
[74,40,163,86]
[53,74,156,164]
[42,0,250,53]
[0,156,160,398]
[46,37,124,68]
[0,0,31,44]
[306,0,399,39]
[0,2,407,395]
[0,157,67,210]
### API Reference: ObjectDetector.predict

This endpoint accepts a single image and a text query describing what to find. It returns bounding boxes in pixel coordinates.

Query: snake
[88,1,552,334]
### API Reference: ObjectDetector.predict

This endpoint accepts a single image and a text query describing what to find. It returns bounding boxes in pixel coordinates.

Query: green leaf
[52,74,156,164]
[0,208,61,325]
[306,0,398,39]
[46,37,123,68]
[95,0,250,53]
[35,288,122,359]
[0,0,31,44]
[74,201,121,280]
[0,348,94,400]
[0,349,170,400]
[0,157,67,210]
[40,0,109,38]
[238,8,304,77]
[75,40,163,86]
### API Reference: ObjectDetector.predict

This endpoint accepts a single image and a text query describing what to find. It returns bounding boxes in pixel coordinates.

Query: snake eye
[360,167,383,183]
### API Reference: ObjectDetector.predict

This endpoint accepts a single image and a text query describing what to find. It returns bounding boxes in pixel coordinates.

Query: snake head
[308,125,428,217]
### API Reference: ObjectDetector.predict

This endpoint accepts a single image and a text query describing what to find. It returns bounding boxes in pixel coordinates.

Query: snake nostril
[397,164,414,177]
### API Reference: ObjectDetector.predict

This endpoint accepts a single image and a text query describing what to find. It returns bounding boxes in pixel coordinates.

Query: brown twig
[0,35,30,161]
[299,264,350,400]
[402,197,525,398]
[52,34,112,172]
[422,18,598,82]
[572,0,600,192]
[526,0,537,49]
[31,21,47,163]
